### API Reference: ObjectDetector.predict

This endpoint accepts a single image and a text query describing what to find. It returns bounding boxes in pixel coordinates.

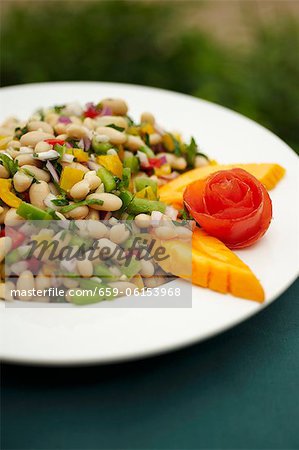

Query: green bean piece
[94,264,115,280]
[118,190,134,212]
[16,202,53,220]
[139,146,155,158]
[127,198,166,215]
[97,167,116,192]
[121,257,141,279]
[123,156,140,174]
[92,137,113,154]
[134,176,158,195]
[122,167,131,188]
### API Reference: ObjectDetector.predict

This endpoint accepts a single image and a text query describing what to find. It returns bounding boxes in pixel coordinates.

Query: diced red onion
[46,161,59,183]
[58,116,72,124]
[78,138,84,149]
[100,106,112,116]
[103,212,112,220]
[65,142,73,148]
[62,154,75,163]
[83,136,91,151]
[159,155,167,165]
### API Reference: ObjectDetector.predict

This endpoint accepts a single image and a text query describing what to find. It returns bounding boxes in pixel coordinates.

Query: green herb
[106,124,125,132]
[22,168,41,184]
[59,198,104,213]
[53,104,66,113]
[144,132,150,147]
[172,134,182,156]
[178,208,192,220]
[14,125,28,139]
[126,115,135,126]
[51,197,69,206]
[52,180,67,196]
[185,137,197,168]
[0,153,19,176]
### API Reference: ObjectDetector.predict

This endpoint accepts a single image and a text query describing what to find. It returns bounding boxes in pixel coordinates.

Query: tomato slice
[184,168,272,249]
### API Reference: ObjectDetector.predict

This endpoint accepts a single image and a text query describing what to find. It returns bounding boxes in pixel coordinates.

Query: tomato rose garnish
[184,168,272,249]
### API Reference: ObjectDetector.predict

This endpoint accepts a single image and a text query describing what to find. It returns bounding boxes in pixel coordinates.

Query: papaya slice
[152,227,265,302]
[159,163,285,209]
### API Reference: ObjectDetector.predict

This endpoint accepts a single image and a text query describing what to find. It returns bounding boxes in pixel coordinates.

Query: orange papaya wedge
[159,163,285,209]
[152,227,265,302]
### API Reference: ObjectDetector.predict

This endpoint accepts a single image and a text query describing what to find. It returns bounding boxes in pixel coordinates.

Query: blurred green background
[1,0,299,153]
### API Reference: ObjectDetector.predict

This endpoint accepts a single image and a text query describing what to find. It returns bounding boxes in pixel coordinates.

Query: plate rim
[1,81,298,365]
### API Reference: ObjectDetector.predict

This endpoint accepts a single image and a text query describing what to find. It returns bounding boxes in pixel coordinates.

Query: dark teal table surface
[2,279,299,450]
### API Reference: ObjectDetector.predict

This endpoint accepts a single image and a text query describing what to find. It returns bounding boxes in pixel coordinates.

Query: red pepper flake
[83,103,101,118]
[148,158,163,168]
[44,139,65,146]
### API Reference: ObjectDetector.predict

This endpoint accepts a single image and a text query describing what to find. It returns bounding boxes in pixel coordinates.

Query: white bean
[101,98,128,116]
[13,171,33,193]
[109,224,130,244]
[125,135,144,151]
[70,180,90,200]
[44,112,59,127]
[35,141,52,153]
[0,236,12,263]
[134,213,151,228]
[87,220,108,239]
[195,155,209,168]
[66,124,89,139]
[155,225,178,240]
[35,272,52,291]
[16,270,35,301]
[21,165,50,182]
[141,112,155,124]
[54,123,67,134]
[15,154,42,167]
[86,193,122,211]
[0,164,9,178]
[83,117,96,130]
[140,259,155,278]
[77,259,93,278]
[4,208,25,226]
[29,180,50,209]
[96,116,128,130]
[20,131,54,147]
[66,205,89,220]
[96,126,126,145]
[149,133,162,145]
[7,140,21,150]
[84,171,102,190]
[28,121,54,134]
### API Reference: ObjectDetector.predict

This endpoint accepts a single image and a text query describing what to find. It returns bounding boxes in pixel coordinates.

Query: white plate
[0,82,298,365]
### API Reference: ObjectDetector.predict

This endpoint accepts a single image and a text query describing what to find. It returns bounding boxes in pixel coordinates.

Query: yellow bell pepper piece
[0,136,13,150]
[60,167,85,191]
[97,155,123,179]
[154,163,171,177]
[0,179,21,208]
[73,149,89,163]
[135,186,157,200]
[140,123,155,134]
[162,134,175,151]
